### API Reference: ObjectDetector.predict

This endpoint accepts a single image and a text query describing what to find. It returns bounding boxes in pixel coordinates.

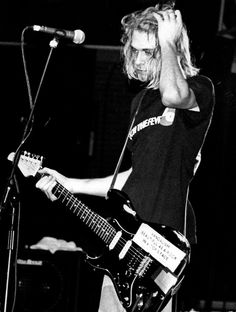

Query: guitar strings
[54,182,148,261]
[54,184,145,260]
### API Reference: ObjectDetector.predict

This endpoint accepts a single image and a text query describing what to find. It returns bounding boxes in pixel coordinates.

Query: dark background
[0,0,236,311]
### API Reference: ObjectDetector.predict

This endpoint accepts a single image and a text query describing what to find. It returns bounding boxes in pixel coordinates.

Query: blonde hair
[121,2,199,89]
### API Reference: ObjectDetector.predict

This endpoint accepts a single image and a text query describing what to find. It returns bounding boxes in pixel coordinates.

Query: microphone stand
[0,34,60,312]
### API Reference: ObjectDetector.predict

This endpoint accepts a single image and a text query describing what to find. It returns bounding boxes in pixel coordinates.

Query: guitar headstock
[8,151,43,178]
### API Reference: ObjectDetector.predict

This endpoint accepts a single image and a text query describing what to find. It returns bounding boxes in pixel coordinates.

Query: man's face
[130,30,157,82]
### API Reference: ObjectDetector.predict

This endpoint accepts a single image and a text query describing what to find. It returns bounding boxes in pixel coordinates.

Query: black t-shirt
[122,75,214,244]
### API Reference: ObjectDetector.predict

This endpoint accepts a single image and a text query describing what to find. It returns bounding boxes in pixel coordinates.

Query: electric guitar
[9,151,191,312]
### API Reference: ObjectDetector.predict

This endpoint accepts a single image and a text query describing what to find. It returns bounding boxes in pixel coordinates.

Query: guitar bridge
[136,256,153,277]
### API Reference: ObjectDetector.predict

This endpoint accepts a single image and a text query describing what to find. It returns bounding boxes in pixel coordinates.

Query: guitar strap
[183,188,189,237]
[108,89,147,193]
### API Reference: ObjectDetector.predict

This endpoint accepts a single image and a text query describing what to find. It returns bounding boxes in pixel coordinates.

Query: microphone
[32,25,85,44]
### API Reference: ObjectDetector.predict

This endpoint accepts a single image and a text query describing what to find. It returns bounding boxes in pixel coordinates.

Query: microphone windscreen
[73,29,85,44]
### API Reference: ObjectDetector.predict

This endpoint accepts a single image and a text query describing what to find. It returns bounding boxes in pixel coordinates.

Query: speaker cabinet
[15,249,83,312]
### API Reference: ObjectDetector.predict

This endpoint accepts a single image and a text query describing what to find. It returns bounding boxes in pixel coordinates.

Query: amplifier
[15,249,83,312]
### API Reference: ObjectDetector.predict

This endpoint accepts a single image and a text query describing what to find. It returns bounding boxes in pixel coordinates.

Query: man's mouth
[135,66,146,72]
[135,68,148,79]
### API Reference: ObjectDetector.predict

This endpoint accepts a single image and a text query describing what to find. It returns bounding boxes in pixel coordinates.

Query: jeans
[98,275,173,312]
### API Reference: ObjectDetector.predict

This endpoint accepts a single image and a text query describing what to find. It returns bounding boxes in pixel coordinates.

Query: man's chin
[136,71,148,82]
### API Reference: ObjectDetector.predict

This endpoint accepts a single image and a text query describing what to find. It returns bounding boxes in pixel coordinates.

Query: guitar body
[12,152,191,312]
[84,189,190,312]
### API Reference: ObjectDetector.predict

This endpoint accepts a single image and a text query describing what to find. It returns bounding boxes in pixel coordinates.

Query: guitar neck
[52,182,116,244]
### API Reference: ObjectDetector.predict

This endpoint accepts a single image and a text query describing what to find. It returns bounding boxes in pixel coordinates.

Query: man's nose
[135,51,145,64]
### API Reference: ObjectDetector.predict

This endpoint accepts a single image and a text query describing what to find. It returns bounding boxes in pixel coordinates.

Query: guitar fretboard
[52,182,117,245]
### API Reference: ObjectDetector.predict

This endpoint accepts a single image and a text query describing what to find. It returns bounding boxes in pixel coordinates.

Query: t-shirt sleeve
[182,75,215,126]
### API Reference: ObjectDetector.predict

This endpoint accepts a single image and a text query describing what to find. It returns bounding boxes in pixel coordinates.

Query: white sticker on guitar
[133,223,186,272]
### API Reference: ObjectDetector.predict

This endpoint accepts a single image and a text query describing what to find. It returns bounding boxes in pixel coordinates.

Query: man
[35,2,215,311]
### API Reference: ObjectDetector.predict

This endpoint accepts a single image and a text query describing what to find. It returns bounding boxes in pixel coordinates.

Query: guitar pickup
[109,231,122,250]
[119,240,132,259]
